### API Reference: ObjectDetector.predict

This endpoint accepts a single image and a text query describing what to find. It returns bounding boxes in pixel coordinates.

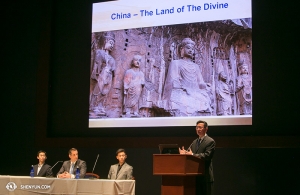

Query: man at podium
[179,120,215,195]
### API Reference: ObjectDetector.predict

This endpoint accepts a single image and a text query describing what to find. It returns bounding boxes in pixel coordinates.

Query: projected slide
[89,0,252,127]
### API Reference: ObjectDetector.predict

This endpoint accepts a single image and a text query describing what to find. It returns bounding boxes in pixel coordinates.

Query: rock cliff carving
[123,55,145,117]
[162,38,212,116]
[89,32,116,118]
[89,19,252,118]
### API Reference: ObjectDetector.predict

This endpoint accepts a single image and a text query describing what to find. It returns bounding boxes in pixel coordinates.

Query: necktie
[70,163,74,174]
[116,164,122,177]
[196,138,201,150]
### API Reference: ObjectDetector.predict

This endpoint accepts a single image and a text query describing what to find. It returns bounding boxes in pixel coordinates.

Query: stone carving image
[89,32,116,117]
[162,38,212,116]
[123,55,145,117]
[89,18,252,119]
[236,62,252,115]
[216,71,232,115]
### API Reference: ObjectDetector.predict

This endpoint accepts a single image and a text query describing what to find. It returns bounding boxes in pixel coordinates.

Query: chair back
[84,173,100,179]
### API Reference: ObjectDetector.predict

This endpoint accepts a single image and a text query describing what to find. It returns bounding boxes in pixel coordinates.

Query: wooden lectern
[153,154,205,195]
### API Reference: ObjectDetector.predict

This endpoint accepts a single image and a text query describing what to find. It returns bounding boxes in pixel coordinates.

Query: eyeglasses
[196,126,204,130]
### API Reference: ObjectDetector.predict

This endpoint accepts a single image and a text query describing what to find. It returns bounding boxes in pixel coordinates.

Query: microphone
[50,161,63,171]
[92,154,99,173]
[187,142,194,151]
[46,161,63,177]
[89,154,99,180]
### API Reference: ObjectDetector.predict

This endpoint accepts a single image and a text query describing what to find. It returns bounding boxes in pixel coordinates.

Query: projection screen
[89,0,252,128]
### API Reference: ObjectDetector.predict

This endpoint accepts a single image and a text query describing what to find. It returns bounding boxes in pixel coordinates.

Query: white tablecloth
[0,175,135,195]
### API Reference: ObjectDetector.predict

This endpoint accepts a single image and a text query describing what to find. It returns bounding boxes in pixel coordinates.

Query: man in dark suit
[57,148,87,179]
[179,120,216,195]
[108,148,133,180]
[33,150,53,177]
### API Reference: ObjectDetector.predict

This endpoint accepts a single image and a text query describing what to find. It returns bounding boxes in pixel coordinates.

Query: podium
[153,154,205,195]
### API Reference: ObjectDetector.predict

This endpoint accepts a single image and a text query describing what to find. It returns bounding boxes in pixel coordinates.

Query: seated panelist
[57,148,87,179]
[108,148,133,180]
[33,150,53,177]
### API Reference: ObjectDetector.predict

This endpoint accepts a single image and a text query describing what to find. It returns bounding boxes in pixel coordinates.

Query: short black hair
[196,120,208,128]
[116,148,126,155]
[37,150,47,157]
[69,148,78,155]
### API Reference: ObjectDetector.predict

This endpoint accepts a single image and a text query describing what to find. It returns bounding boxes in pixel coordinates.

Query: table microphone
[46,161,63,177]
[89,154,99,180]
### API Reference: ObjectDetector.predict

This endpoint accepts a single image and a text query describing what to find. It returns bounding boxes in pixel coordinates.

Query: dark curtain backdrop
[1,0,299,195]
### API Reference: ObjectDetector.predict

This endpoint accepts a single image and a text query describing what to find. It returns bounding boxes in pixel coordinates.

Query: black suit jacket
[57,159,87,178]
[190,135,215,182]
[33,164,53,177]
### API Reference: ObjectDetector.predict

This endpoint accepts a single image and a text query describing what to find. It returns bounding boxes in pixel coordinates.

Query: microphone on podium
[187,142,194,151]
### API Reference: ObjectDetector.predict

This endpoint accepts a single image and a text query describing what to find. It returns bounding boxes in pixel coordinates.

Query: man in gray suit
[33,150,53,177]
[57,148,87,179]
[108,148,133,180]
[179,120,216,195]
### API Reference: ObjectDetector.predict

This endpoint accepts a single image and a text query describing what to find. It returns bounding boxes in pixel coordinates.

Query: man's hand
[179,146,193,155]
[58,172,72,179]
[185,148,193,155]
[179,146,186,154]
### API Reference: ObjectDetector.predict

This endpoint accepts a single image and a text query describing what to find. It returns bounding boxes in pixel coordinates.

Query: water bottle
[30,165,34,177]
[75,167,80,179]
